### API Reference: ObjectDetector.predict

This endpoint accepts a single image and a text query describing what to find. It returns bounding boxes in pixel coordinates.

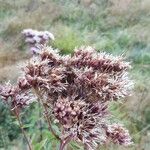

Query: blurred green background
[0,0,150,149]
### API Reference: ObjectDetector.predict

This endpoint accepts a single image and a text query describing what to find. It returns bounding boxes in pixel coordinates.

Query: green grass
[52,26,85,53]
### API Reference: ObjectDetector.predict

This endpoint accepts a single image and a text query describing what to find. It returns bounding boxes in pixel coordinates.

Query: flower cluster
[22,29,54,54]
[106,123,133,146]
[0,82,35,111]
[21,46,133,149]
[0,45,133,149]
[53,97,86,129]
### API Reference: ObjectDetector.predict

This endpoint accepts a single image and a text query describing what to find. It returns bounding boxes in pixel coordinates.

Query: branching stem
[33,88,60,140]
[59,134,73,150]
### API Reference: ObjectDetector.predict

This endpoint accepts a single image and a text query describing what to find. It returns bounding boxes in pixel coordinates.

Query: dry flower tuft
[0,44,133,150]
[0,82,35,111]
[106,123,133,146]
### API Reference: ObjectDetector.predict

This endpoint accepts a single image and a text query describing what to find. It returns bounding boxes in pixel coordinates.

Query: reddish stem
[59,134,73,150]
[33,88,60,140]
[59,140,66,150]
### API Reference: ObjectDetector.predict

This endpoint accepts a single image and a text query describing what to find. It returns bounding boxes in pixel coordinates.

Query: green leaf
[34,139,47,150]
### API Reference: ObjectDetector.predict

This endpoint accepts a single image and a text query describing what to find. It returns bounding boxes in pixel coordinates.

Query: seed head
[106,123,133,146]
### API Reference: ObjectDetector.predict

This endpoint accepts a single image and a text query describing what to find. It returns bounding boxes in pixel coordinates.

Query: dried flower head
[106,123,133,146]
[20,46,133,149]
[53,96,86,129]
[0,82,36,110]
[0,45,133,149]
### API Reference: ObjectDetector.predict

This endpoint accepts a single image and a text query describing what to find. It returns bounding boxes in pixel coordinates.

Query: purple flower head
[0,45,133,149]
[0,82,36,111]
[22,29,55,54]
[106,123,133,146]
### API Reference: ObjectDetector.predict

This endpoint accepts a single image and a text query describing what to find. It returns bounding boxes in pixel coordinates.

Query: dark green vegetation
[0,0,150,149]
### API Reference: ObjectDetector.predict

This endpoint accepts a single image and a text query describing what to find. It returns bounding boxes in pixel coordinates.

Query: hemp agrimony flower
[0,44,133,150]
[0,82,35,110]
[22,29,54,54]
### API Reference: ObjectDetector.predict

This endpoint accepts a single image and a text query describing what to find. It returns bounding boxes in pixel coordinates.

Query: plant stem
[59,134,73,150]
[38,102,43,141]
[43,104,60,140]
[59,140,66,150]
[14,109,32,150]
[33,88,60,140]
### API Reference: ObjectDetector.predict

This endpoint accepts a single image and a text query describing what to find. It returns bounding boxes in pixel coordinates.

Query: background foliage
[0,0,150,149]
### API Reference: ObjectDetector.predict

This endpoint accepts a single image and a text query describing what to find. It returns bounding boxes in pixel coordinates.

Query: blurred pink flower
[22,29,54,54]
